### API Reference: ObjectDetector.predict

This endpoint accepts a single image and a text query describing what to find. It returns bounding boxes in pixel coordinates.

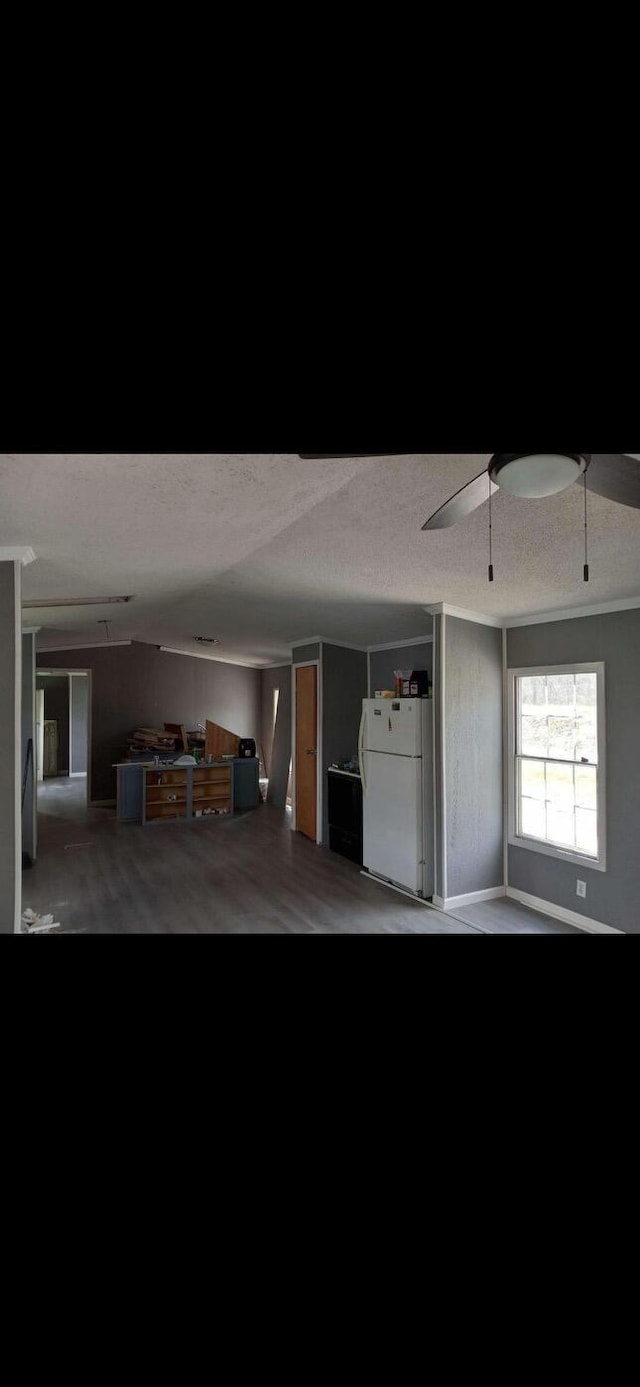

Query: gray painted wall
[293,644,320,665]
[261,666,292,809]
[38,676,70,775]
[70,675,89,774]
[433,615,444,902]
[368,640,433,697]
[22,634,37,863]
[322,643,368,844]
[37,642,261,803]
[507,608,640,933]
[444,617,503,899]
[0,564,20,931]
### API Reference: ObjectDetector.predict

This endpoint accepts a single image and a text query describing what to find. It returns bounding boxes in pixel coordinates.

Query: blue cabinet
[116,758,260,821]
[232,758,260,810]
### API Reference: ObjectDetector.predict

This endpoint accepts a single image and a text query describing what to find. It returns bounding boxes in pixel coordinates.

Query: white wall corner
[0,546,37,566]
[442,888,506,911]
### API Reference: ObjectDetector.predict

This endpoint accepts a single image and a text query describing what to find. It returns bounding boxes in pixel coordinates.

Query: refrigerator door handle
[358,707,367,795]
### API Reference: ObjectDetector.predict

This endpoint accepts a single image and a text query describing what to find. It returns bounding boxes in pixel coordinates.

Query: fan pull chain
[488,478,494,582]
[584,474,590,582]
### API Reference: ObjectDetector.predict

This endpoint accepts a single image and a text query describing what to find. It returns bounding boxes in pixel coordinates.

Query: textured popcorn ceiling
[2,453,639,665]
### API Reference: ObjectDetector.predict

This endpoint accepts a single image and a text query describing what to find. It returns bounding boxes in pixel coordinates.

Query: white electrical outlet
[577,880,587,900]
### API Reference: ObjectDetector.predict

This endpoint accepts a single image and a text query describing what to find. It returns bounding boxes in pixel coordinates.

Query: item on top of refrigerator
[388,668,408,699]
[407,670,430,698]
[395,669,413,697]
[375,690,395,699]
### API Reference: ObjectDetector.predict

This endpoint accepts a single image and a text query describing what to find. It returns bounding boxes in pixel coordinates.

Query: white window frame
[507,662,607,873]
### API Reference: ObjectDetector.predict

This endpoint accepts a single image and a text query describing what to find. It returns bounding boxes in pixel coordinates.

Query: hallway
[37,775,87,820]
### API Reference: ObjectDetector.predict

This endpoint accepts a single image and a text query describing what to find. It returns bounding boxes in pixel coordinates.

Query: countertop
[328,768,362,779]
[114,759,233,769]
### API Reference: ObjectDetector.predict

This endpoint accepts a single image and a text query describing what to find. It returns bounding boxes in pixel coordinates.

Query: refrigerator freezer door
[364,699,423,757]
[363,752,423,893]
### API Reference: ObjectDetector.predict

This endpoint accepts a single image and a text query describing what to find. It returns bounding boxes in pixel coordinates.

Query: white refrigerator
[358,699,434,898]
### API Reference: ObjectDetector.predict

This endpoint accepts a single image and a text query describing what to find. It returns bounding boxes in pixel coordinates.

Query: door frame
[68,672,90,777]
[37,668,92,804]
[291,655,323,845]
[36,687,45,781]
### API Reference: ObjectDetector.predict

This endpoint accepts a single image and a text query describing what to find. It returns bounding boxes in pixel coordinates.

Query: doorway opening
[36,670,91,815]
[260,688,281,802]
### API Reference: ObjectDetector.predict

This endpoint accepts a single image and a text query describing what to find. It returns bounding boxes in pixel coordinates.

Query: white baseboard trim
[506,887,624,935]
[439,887,505,912]
[361,871,430,907]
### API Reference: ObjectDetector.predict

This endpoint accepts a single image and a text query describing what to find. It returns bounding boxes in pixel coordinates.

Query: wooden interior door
[296,665,318,840]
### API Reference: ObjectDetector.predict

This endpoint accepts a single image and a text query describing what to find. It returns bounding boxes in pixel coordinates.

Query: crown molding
[505,595,640,628]
[0,546,36,566]
[426,594,640,631]
[159,645,264,669]
[425,603,503,628]
[292,634,432,653]
[37,640,132,652]
[368,634,433,653]
[291,636,370,652]
[322,637,370,652]
[291,635,371,652]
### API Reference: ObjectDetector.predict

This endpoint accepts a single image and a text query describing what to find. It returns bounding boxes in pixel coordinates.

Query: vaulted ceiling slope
[2,453,639,665]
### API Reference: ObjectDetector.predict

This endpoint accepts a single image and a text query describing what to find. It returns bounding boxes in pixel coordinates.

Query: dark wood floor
[451,898,581,934]
[25,780,470,933]
[23,778,581,935]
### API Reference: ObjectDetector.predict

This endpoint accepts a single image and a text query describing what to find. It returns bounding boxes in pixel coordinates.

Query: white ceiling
[2,453,639,666]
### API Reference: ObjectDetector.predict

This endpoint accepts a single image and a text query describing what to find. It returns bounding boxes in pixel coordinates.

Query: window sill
[508,834,607,874]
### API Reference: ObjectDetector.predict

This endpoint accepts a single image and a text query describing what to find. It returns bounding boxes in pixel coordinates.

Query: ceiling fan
[298,454,640,529]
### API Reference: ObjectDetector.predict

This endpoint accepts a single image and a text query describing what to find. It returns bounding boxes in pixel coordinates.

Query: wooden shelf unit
[192,765,232,818]
[142,764,233,825]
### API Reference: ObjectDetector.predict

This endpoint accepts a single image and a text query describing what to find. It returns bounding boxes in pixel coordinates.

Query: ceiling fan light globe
[490,453,588,499]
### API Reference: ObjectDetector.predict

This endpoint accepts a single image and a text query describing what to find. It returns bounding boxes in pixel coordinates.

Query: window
[508,663,606,872]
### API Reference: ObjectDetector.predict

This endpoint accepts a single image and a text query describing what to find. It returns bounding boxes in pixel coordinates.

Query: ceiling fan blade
[586,454,640,509]
[422,471,498,530]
